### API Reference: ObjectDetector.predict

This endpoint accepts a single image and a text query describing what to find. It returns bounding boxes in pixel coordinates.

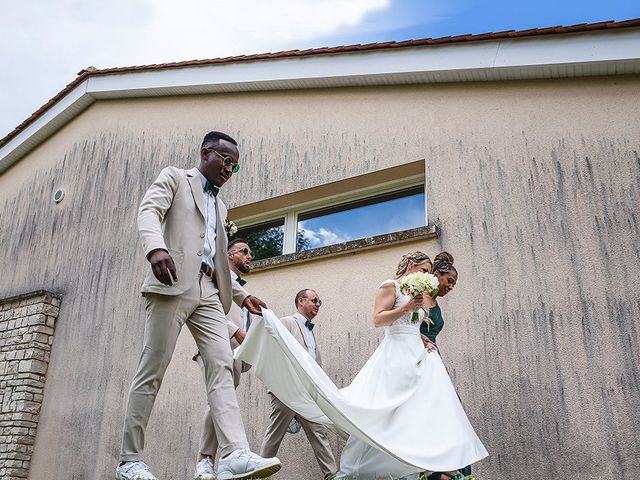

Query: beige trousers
[260,393,337,476]
[197,356,242,457]
[119,274,248,462]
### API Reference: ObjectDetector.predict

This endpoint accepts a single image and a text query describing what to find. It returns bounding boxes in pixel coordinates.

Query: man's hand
[149,249,178,286]
[421,333,438,352]
[242,295,267,315]
[233,328,246,344]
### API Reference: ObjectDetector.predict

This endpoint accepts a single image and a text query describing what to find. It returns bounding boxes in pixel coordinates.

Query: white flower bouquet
[399,272,440,323]
[225,219,238,237]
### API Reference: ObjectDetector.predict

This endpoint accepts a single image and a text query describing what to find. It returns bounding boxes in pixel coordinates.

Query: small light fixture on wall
[53,188,65,204]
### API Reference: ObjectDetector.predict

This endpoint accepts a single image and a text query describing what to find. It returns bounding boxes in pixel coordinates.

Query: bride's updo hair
[433,251,457,275]
[395,251,432,279]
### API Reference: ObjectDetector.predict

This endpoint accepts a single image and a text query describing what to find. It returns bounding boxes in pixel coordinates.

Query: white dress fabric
[235,280,488,479]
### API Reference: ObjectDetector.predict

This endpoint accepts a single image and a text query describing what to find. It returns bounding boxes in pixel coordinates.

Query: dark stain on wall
[1,77,639,479]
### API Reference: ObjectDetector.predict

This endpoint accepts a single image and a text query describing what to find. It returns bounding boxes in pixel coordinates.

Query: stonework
[0,290,60,479]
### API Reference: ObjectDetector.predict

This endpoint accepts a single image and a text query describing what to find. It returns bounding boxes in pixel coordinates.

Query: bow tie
[304,319,315,331]
[203,181,219,197]
[236,276,247,286]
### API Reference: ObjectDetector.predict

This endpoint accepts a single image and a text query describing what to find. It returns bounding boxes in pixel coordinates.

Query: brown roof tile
[2,18,639,148]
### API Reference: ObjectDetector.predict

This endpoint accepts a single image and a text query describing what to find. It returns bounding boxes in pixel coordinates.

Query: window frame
[233,173,426,256]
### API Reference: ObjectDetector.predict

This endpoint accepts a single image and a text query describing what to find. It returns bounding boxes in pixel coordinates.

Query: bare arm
[373,283,424,327]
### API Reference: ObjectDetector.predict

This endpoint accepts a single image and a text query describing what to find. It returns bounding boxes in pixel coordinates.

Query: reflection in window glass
[234,218,284,260]
[297,186,425,252]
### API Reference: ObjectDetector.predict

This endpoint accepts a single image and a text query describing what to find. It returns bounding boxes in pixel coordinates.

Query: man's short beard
[237,263,251,274]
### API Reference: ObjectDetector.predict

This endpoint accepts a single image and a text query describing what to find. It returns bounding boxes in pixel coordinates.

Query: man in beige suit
[116,131,281,480]
[260,289,338,480]
[193,237,256,479]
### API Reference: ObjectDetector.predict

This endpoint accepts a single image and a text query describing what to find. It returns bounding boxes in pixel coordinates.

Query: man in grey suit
[260,289,338,480]
[193,237,256,479]
[116,131,281,480]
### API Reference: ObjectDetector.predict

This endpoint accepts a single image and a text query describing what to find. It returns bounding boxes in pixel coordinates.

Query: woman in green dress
[420,253,473,480]
[420,251,456,348]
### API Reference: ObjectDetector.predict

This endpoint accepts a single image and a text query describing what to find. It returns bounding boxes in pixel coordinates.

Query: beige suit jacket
[138,166,248,315]
[280,312,322,367]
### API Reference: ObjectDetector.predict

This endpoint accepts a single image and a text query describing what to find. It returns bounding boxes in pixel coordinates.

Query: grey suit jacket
[280,312,322,367]
[137,166,248,314]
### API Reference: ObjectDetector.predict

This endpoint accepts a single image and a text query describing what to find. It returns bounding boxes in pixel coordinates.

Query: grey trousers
[119,274,249,462]
[260,393,337,476]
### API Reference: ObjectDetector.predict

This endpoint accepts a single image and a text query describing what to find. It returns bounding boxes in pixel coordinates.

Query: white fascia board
[0,80,93,174]
[85,29,640,98]
[493,29,640,66]
[1,28,640,173]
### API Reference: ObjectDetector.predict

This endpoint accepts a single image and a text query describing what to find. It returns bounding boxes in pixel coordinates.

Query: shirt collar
[196,169,207,187]
[294,311,312,322]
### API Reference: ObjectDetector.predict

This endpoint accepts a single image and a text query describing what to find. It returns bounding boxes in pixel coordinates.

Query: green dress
[420,304,473,479]
[419,304,444,343]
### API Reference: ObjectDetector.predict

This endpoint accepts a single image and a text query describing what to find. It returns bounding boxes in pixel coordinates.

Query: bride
[236,251,488,479]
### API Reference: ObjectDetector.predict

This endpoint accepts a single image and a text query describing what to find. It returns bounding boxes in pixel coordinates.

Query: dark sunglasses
[307,297,322,306]
[229,247,252,256]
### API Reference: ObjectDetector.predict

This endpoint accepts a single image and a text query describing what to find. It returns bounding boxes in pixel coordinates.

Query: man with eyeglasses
[260,289,338,480]
[193,237,257,479]
[116,131,281,480]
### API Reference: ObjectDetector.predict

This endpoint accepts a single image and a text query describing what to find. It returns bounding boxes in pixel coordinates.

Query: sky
[1,0,638,138]
[299,192,425,250]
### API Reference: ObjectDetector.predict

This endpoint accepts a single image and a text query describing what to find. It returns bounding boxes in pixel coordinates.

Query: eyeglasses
[229,247,252,256]
[209,149,240,173]
[305,297,322,306]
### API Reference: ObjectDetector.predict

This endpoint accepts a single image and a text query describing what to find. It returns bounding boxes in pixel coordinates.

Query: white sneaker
[217,448,281,480]
[194,457,217,479]
[115,461,157,480]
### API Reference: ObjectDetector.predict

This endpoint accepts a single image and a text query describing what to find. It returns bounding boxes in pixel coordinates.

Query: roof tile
[2,18,639,147]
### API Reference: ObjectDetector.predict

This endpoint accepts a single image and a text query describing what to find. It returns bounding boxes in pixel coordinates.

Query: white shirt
[294,313,317,360]
[232,272,251,331]
[197,170,217,268]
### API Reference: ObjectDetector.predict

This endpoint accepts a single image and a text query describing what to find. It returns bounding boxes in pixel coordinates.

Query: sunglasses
[229,247,252,256]
[209,149,240,173]
[306,297,322,306]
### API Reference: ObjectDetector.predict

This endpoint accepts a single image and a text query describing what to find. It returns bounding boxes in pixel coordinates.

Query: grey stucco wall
[0,74,638,479]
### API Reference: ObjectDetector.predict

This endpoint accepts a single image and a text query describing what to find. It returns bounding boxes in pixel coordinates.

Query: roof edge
[1,18,639,173]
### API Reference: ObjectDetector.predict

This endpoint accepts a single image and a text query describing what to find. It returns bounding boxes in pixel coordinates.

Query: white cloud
[0,0,389,135]
[299,222,351,247]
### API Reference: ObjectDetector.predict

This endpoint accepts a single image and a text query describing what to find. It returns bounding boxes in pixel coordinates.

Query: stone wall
[0,291,60,479]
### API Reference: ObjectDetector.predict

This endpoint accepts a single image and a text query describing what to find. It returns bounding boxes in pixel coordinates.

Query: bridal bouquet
[399,272,440,324]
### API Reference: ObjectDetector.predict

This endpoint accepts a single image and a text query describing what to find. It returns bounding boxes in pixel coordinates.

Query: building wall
[0,74,638,479]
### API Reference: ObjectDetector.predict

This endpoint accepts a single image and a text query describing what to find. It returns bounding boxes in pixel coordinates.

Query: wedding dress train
[235,282,487,479]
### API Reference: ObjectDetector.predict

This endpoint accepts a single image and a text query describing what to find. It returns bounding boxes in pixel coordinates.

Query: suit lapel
[187,168,206,219]
[292,313,309,350]
[215,196,226,250]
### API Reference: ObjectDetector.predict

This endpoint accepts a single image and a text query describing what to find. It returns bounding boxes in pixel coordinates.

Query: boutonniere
[225,219,238,237]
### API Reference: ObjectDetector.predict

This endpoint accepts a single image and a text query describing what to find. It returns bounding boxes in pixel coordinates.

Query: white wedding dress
[235,280,488,479]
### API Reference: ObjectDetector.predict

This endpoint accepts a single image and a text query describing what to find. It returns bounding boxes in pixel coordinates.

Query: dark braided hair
[432,251,457,275]
[433,251,454,265]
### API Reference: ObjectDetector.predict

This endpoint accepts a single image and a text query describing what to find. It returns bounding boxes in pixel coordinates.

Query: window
[297,186,425,251]
[235,218,285,261]
[229,161,427,260]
